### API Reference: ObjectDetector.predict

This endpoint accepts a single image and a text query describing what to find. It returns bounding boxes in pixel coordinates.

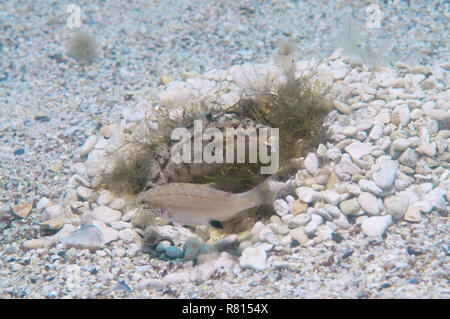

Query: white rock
[324,204,341,218]
[304,153,319,175]
[37,197,53,211]
[158,81,197,108]
[91,220,119,244]
[79,135,97,157]
[239,246,267,271]
[398,148,418,168]
[295,187,318,203]
[359,179,383,195]
[392,138,410,151]
[403,204,421,223]
[346,184,362,195]
[336,154,362,175]
[416,143,437,157]
[424,109,450,121]
[361,215,392,238]
[358,192,381,216]
[119,228,141,242]
[76,186,97,202]
[96,189,114,206]
[333,213,351,229]
[273,199,290,216]
[326,148,342,161]
[91,206,122,224]
[288,214,311,228]
[109,198,126,211]
[289,227,308,245]
[369,125,383,140]
[110,221,132,230]
[384,193,410,219]
[339,198,360,215]
[40,205,64,222]
[320,190,341,205]
[72,162,87,176]
[345,142,372,160]
[420,188,447,212]
[372,160,397,190]
[304,214,323,234]
[392,105,410,127]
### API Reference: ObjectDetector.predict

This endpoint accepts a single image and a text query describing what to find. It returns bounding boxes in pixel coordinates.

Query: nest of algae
[96,39,335,235]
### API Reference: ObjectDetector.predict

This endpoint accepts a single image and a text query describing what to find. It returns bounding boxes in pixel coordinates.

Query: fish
[139,177,289,228]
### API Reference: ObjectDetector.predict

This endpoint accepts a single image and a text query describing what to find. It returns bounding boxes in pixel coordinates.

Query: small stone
[110,221,131,230]
[12,202,33,219]
[109,198,126,211]
[290,200,308,215]
[23,239,44,250]
[339,198,360,215]
[359,179,383,195]
[373,160,397,190]
[40,217,65,231]
[326,148,342,161]
[41,205,64,222]
[304,217,322,235]
[403,204,421,222]
[358,192,380,216]
[320,190,341,205]
[398,148,418,167]
[76,186,97,202]
[239,246,267,271]
[384,194,409,219]
[60,224,104,250]
[91,221,119,244]
[424,109,450,121]
[273,199,289,216]
[337,154,362,175]
[289,227,308,245]
[288,214,311,228]
[304,153,319,175]
[346,184,362,195]
[156,241,171,253]
[91,206,122,224]
[100,124,117,138]
[96,189,114,206]
[334,101,351,114]
[183,238,203,261]
[295,187,318,203]
[361,215,392,238]
[325,172,339,190]
[392,138,410,151]
[37,197,53,211]
[118,228,140,242]
[345,142,372,160]
[165,246,183,259]
[369,125,383,140]
[324,204,341,218]
[79,135,97,157]
[416,143,436,157]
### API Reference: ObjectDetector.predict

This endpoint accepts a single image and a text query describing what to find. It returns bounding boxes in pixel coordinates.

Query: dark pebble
[409,277,419,284]
[14,148,25,156]
[407,246,423,256]
[331,232,343,243]
[34,115,50,122]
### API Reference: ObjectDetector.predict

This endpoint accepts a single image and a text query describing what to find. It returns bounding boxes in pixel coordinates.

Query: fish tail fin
[254,177,289,206]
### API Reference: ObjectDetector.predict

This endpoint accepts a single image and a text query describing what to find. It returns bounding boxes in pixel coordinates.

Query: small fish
[140,178,289,227]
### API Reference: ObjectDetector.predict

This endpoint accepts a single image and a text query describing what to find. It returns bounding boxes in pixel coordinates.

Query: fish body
[142,178,287,227]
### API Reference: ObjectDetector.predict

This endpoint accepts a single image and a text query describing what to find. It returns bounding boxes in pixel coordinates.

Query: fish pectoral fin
[209,220,224,229]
